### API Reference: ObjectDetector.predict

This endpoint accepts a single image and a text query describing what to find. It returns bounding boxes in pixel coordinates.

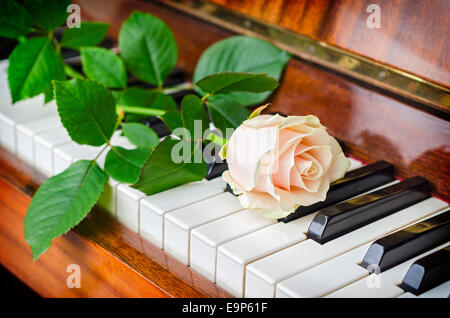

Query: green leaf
[8,37,65,103]
[104,147,151,183]
[120,87,176,110]
[161,109,183,132]
[207,97,250,133]
[132,138,206,195]
[0,0,32,39]
[64,63,85,79]
[44,86,53,104]
[81,47,127,88]
[119,88,176,123]
[22,0,71,31]
[61,22,109,49]
[194,36,291,106]
[54,79,117,146]
[181,94,209,140]
[196,72,278,96]
[152,93,177,110]
[119,11,177,86]
[24,160,108,261]
[122,123,159,149]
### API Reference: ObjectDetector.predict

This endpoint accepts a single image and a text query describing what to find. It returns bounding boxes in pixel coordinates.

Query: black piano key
[280,160,395,223]
[141,116,162,126]
[141,118,171,138]
[307,176,430,244]
[0,37,16,60]
[163,68,187,87]
[361,210,450,272]
[170,89,195,105]
[206,161,228,180]
[399,246,450,295]
[151,121,171,138]
[226,183,236,195]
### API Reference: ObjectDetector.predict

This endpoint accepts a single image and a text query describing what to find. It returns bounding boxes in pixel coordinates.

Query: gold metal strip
[159,0,450,112]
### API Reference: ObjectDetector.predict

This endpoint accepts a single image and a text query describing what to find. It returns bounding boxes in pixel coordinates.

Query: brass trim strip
[159,0,450,112]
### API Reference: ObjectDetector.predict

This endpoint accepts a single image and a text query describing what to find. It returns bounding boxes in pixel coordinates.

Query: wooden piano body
[0,0,448,297]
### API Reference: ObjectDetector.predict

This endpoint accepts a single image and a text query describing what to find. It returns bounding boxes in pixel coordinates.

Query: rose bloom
[222,114,350,219]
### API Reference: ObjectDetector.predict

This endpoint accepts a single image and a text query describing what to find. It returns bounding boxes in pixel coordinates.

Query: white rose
[222,113,350,219]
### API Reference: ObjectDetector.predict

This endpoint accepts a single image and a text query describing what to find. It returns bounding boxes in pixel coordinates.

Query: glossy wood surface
[0,147,231,298]
[75,0,450,200]
[206,0,450,87]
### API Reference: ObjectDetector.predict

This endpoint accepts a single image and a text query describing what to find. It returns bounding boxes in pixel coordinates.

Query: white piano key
[216,213,316,297]
[34,126,72,176]
[326,242,449,298]
[417,281,450,298]
[276,243,371,298]
[0,59,8,76]
[53,142,101,175]
[97,178,120,217]
[277,206,450,298]
[397,292,417,298]
[16,115,61,166]
[140,178,226,249]
[244,197,448,297]
[216,180,397,297]
[0,60,57,154]
[116,184,146,232]
[190,209,276,282]
[96,131,135,217]
[331,279,405,298]
[398,281,450,298]
[348,157,363,171]
[164,192,243,265]
[0,96,57,154]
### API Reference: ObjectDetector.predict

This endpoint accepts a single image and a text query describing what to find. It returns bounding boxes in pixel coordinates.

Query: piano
[0,0,449,298]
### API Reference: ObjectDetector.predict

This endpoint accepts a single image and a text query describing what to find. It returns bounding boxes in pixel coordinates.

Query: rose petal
[243,114,284,129]
[278,128,303,153]
[299,152,324,180]
[304,147,333,178]
[238,191,280,210]
[222,170,244,195]
[303,178,321,192]
[326,137,351,182]
[289,157,311,190]
[253,150,278,198]
[238,192,290,220]
[303,128,350,182]
[272,141,297,190]
[276,180,330,210]
[253,208,293,220]
[280,115,324,131]
[227,123,278,191]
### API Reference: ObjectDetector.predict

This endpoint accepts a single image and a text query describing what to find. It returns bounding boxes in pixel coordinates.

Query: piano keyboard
[1,58,448,298]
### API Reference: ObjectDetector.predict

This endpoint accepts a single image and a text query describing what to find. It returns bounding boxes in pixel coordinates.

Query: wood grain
[267,60,450,200]
[0,178,169,297]
[0,147,231,298]
[206,0,450,88]
[74,0,450,200]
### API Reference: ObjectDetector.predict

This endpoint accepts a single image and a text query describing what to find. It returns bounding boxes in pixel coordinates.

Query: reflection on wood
[206,0,450,88]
